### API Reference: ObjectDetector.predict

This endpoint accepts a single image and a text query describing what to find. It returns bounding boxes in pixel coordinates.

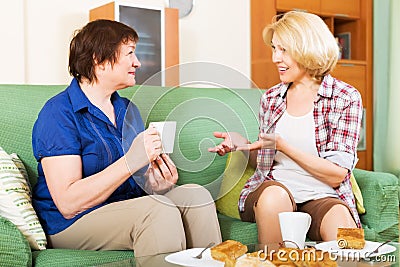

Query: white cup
[278,212,312,249]
[149,121,177,154]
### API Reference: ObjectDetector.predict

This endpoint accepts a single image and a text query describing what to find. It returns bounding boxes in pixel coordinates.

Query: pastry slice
[210,240,248,265]
[336,227,365,249]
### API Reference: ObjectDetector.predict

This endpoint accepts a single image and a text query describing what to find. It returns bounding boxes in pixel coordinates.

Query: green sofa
[0,84,398,266]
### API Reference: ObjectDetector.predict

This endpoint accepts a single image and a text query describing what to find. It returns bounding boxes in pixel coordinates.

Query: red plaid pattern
[239,74,363,227]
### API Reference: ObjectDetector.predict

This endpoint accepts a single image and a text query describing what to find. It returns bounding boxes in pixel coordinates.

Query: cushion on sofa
[217,213,258,245]
[350,172,366,214]
[216,151,366,220]
[0,215,32,267]
[354,168,399,242]
[216,151,253,219]
[0,147,47,250]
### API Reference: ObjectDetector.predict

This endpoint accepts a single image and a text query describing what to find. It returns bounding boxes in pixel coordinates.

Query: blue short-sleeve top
[32,78,146,235]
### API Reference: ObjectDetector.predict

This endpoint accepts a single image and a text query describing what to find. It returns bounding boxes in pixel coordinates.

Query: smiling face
[271,34,307,84]
[104,41,141,90]
[263,12,339,82]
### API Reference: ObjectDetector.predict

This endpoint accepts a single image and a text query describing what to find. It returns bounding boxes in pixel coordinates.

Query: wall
[0,0,250,86]
[0,0,25,84]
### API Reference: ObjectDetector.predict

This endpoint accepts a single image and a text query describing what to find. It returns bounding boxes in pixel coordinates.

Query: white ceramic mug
[149,121,177,154]
[278,212,312,249]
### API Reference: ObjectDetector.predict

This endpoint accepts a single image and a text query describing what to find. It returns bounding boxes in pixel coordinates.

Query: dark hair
[69,19,139,83]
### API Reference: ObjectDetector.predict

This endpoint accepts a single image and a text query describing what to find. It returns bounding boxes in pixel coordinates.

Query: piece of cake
[234,255,276,267]
[336,227,365,249]
[210,240,248,265]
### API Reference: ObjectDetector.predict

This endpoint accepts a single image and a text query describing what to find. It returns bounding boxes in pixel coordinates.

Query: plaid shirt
[239,74,363,227]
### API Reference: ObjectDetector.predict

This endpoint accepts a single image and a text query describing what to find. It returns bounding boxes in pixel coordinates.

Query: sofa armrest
[0,215,32,266]
[353,168,399,242]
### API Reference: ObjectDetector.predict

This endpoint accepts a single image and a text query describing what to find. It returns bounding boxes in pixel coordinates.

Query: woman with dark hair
[32,19,221,256]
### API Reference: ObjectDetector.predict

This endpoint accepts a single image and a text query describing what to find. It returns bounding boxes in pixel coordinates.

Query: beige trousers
[48,184,222,257]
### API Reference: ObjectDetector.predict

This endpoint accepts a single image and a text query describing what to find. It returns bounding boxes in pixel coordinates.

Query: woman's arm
[277,136,348,188]
[238,133,347,187]
[42,155,130,219]
[42,127,162,219]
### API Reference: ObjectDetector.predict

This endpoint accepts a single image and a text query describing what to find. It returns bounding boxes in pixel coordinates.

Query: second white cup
[278,211,312,249]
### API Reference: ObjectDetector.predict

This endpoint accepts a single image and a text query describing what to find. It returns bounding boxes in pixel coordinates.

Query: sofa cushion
[0,147,47,250]
[354,168,399,242]
[217,213,258,245]
[216,151,253,219]
[0,215,32,267]
[350,172,366,214]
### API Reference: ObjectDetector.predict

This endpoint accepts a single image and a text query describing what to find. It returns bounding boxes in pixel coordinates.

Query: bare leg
[320,204,357,241]
[254,186,293,244]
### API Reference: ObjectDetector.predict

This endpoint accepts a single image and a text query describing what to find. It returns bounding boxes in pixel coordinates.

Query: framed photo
[357,108,366,151]
[336,32,351,60]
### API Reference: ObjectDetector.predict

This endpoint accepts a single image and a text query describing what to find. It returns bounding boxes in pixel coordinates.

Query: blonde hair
[263,11,339,81]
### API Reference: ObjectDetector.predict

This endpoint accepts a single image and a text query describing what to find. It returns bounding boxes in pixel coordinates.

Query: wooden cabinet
[331,62,366,102]
[276,0,320,13]
[321,0,360,18]
[250,0,373,170]
[90,1,179,86]
[276,0,360,18]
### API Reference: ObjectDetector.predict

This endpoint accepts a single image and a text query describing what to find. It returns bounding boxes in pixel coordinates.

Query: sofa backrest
[0,84,66,183]
[122,85,263,197]
[0,84,263,197]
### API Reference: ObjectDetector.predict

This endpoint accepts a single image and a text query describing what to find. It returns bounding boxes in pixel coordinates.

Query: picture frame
[357,108,366,151]
[336,32,351,60]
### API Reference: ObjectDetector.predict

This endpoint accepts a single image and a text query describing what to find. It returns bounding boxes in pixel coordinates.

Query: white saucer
[165,248,224,267]
[315,240,397,259]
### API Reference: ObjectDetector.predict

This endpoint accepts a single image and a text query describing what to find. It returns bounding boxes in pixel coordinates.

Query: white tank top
[272,110,337,203]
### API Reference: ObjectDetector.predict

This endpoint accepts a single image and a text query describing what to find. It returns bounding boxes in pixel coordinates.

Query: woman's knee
[186,183,213,200]
[256,185,292,210]
[323,204,355,225]
[144,196,184,234]
[167,184,214,207]
[133,198,185,256]
[149,195,179,214]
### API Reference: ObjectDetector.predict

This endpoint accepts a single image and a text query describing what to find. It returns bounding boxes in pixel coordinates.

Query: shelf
[276,0,320,14]
[276,0,361,19]
[337,59,366,65]
[321,0,360,18]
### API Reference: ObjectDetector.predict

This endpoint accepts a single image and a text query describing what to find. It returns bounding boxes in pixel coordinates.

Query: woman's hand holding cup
[146,154,178,194]
[125,127,163,174]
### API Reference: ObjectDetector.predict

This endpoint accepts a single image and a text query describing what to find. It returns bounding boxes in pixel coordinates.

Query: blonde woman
[209,11,362,244]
